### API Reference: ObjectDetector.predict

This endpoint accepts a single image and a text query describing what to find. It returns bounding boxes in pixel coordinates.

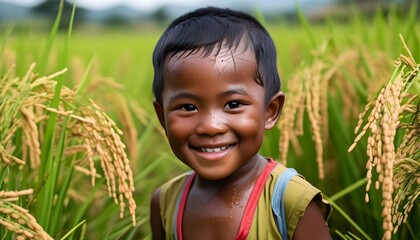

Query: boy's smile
[154,41,283,181]
[150,8,331,240]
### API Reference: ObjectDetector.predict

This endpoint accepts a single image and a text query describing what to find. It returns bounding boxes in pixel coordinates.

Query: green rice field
[0,1,419,239]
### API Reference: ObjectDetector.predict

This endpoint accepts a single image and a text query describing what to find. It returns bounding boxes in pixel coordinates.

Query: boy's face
[154,42,284,181]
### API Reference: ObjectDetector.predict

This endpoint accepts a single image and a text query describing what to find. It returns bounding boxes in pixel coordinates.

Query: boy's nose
[196,111,227,136]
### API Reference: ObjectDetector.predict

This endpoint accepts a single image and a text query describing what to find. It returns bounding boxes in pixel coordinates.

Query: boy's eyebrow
[167,87,250,104]
[167,91,199,104]
[220,88,250,97]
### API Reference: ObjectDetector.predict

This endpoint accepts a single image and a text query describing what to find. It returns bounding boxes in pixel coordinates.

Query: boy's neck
[181,155,271,240]
[194,154,268,189]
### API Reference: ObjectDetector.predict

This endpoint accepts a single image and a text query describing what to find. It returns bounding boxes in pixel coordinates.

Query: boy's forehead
[165,41,256,73]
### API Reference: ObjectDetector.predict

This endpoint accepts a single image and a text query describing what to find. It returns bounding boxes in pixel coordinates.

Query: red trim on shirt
[175,159,278,240]
[235,159,277,239]
[176,173,196,240]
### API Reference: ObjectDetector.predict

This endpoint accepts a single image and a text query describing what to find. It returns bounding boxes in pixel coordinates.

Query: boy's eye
[182,104,197,111]
[225,101,242,109]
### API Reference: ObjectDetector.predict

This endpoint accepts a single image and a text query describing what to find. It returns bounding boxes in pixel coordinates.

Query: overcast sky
[0,0,211,11]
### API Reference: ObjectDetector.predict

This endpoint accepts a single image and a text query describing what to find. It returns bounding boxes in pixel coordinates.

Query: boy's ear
[153,99,166,131]
[265,91,285,130]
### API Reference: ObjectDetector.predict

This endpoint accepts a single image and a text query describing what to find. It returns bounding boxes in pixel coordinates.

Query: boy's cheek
[166,116,191,135]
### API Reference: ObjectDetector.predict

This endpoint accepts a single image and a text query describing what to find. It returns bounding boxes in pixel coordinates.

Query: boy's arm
[150,187,165,240]
[292,199,332,240]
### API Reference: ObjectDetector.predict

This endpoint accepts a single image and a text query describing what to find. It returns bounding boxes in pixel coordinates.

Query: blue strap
[272,168,299,240]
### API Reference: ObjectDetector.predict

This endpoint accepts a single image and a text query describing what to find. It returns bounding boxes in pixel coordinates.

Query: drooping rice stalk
[278,43,331,179]
[0,189,53,240]
[348,35,419,240]
[0,62,137,235]
[278,40,392,179]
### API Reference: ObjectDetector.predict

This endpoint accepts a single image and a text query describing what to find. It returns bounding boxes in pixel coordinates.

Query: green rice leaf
[325,196,372,240]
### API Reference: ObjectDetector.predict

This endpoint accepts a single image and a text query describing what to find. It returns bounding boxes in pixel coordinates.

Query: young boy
[150,7,331,240]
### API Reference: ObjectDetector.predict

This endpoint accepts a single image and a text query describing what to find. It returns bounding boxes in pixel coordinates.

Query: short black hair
[152,6,281,105]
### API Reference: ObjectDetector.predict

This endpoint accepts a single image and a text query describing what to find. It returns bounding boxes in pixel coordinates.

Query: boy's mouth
[193,144,234,153]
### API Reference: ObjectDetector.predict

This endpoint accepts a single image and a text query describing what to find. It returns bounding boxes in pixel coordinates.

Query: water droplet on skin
[231,184,244,206]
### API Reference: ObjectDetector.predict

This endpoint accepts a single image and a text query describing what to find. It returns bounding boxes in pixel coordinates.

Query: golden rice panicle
[66,99,137,226]
[278,41,391,180]
[391,89,419,233]
[0,189,53,240]
[38,66,137,226]
[278,57,330,179]
[278,74,305,166]
[348,67,403,240]
[117,97,139,170]
[349,68,403,240]
[389,36,419,236]
[0,64,35,166]
[348,35,419,239]
[1,63,137,226]
[304,63,325,179]
[392,157,419,233]
[0,63,68,168]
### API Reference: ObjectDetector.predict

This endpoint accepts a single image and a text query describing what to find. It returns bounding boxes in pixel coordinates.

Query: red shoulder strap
[175,173,196,240]
[235,159,277,240]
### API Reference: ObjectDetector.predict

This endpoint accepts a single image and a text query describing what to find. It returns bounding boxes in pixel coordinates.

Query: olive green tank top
[158,159,330,239]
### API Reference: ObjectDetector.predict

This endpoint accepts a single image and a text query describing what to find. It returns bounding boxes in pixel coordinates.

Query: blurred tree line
[12,0,420,31]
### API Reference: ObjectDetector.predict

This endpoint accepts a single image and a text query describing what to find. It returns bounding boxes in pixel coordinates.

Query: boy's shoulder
[161,171,192,190]
[268,161,323,204]
[268,160,315,192]
[267,160,331,237]
[156,171,194,237]
[159,171,193,202]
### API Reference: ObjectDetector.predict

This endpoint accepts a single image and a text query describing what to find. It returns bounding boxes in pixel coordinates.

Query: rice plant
[0,1,141,238]
[348,35,419,240]
[0,189,52,239]
[0,62,137,238]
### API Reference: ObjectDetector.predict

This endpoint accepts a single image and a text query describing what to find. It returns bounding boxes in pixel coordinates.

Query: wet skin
[153,42,284,239]
[156,43,282,182]
[151,42,332,239]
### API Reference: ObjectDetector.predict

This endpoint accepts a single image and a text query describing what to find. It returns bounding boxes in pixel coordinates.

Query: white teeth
[200,145,228,152]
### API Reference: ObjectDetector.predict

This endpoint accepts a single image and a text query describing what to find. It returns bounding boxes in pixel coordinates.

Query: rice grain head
[0,189,53,240]
[279,40,392,179]
[348,35,419,239]
[0,63,138,227]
